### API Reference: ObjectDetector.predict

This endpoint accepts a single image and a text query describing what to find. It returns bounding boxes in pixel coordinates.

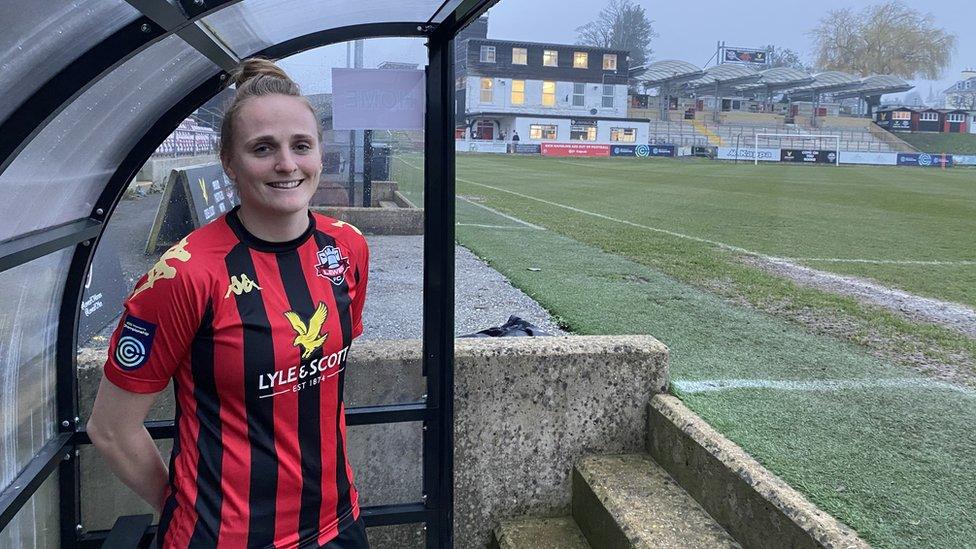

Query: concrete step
[491,516,592,549]
[573,454,741,549]
[379,200,398,209]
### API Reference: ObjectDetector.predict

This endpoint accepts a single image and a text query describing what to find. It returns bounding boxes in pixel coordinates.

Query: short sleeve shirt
[104,207,368,548]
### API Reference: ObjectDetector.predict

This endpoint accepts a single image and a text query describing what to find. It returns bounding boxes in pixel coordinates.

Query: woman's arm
[87,375,169,512]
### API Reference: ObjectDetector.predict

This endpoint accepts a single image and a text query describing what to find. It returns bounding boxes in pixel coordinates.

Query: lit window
[920,112,939,121]
[511,80,525,105]
[542,81,556,106]
[892,111,911,120]
[480,45,496,63]
[512,47,527,65]
[610,127,637,142]
[572,83,585,107]
[574,52,588,68]
[480,78,493,103]
[603,54,617,70]
[602,84,614,108]
[570,124,596,141]
[543,50,558,67]
[530,124,558,140]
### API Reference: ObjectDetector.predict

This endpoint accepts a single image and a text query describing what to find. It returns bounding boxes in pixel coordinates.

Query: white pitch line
[782,257,976,266]
[456,176,756,255]
[456,196,546,230]
[456,223,540,230]
[673,378,974,396]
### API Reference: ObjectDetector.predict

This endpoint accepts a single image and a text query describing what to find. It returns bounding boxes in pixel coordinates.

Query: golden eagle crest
[284,302,329,359]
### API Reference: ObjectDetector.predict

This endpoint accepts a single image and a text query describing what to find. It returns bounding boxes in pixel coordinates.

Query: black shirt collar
[225,205,315,253]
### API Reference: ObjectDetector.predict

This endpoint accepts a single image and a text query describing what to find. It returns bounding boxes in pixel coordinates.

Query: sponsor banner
[541,143,611,157]
[678,146,693,157]
[838,151,898,166]
[723,48,767,64]
[332,68,425,130]
[780,149,837,164]
[717,147,780,162]
[891,120,911,130]
[512,144,542,154]
[953,155,976,166]
[146,162,238,252]
[896,152,954,167]
[79,228,127,344]
[610,144,674,157]
[456,141,509,154]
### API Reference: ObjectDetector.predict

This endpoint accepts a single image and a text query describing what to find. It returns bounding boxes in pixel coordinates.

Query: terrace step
[573,454,741,549]
[491,516,592,549]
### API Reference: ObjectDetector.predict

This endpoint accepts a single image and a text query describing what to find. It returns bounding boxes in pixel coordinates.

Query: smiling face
[221,94,322,219]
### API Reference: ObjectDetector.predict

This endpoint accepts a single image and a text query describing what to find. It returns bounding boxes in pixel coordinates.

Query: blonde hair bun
[230,57,294,89]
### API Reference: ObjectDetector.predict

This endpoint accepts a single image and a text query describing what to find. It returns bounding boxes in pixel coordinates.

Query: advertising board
[609,144,674,157]
[541,143,611,157]
[896,153,954,167]
[838,151,898,165]
[512,144,542,154]
[146,162,239,252]
[952,155,976,166]
[456,141,509,154]
[723,48,767,64]
[717,147,780,162]
[780,149,836,164]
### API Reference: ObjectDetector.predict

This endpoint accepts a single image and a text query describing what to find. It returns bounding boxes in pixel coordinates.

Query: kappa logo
[331,220,362,235]
[315,245,350,285]
[132,237,191,297]
[284,302,329,359]
[225,274,262,298]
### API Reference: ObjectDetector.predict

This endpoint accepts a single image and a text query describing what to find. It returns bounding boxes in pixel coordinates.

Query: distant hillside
[897,133,976,155]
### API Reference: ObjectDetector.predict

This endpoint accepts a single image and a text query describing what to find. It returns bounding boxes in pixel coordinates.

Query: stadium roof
[684,64,760,95]
[636,59,704,87]
[832,74,913,99]
[786,71,863,98]
[735,67,814,94]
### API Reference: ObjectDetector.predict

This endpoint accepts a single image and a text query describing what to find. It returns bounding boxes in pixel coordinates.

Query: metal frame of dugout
[0,0,499,546]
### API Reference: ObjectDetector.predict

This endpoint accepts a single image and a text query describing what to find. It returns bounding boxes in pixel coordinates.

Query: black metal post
[363,129,373,207]
[423,29,455,549]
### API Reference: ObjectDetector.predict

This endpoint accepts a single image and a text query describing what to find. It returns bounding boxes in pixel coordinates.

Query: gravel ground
[87,194,564,342]
[744,256,976,339]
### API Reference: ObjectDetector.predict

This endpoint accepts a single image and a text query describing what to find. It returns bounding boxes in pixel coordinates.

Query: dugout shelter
[0,1,497,547]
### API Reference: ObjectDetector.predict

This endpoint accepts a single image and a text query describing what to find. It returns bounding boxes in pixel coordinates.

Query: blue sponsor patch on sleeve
[114,315,157,371]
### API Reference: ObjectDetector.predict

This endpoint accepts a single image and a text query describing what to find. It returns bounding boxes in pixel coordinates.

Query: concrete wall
[75,335,667,547]
[137,154,219,189]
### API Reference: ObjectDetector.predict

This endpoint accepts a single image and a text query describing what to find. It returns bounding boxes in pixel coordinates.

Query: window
[574,52,588,68]
[570,123,597,141]
[530,124,558,140]
[610,127,637,142]
[543,49,558,67]
[480,78,493,103]
[892,111,912,121]
[603,54,617,70]
[920,112,939,121]
[542,81,556,106]
[602,84,614,108]
[511,79,525,105]
[572,82,585,107]
[480,45,496,63]
[512,47,527,65]
[947,113,965,122]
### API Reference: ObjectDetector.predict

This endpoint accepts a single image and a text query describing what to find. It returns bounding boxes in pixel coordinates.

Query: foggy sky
[280,0,975,100]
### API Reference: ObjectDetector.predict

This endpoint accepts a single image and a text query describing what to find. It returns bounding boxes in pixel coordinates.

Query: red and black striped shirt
[104,207,368,548]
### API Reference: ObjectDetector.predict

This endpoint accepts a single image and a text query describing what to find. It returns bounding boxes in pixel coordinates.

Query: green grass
[391,153,976,548]
[898,132,976,155]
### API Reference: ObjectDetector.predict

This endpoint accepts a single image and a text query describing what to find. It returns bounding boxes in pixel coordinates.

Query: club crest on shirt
[315,245,349,285]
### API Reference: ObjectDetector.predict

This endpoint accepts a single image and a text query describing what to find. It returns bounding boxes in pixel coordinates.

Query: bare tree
[575,0,657,68]
[810,1,956,79]
[763,45,812,72]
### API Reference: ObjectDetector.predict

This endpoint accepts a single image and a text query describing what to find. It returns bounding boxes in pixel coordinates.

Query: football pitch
[393,153,976,548]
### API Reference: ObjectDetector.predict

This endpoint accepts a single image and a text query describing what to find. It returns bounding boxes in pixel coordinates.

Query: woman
[88,58,370,548]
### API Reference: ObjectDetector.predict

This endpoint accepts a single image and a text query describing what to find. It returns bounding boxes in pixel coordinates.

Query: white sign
[717,147,780,161]
[331,68,425,130]
[456,140,509,154]
[838,151,898,166]
[954,155,976,166]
